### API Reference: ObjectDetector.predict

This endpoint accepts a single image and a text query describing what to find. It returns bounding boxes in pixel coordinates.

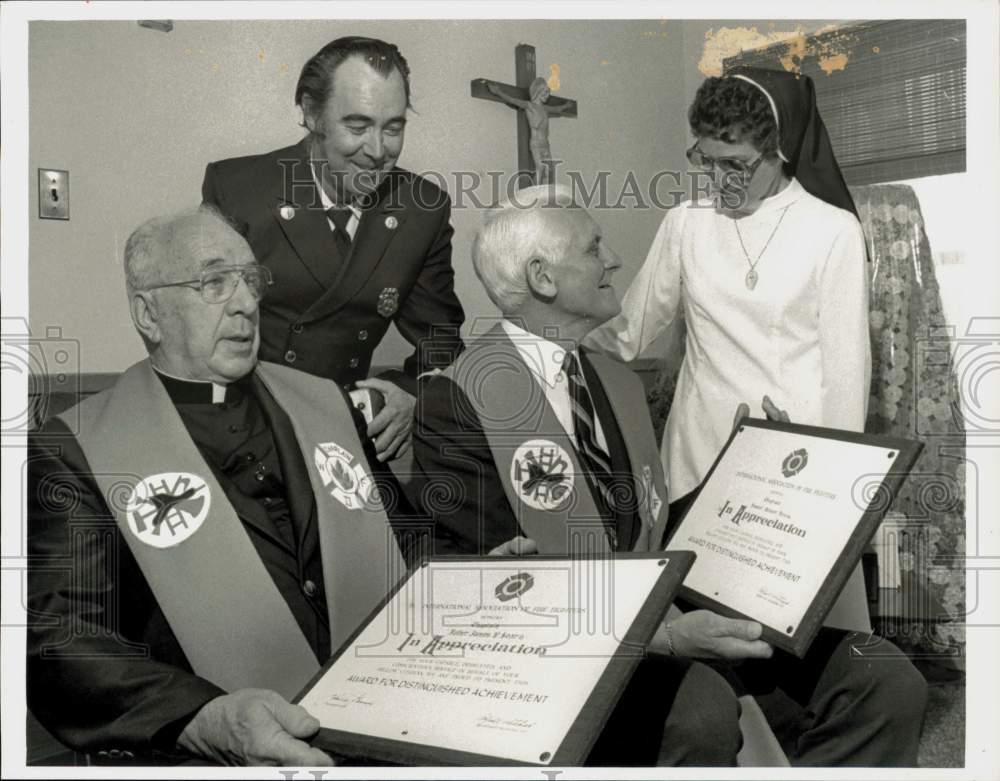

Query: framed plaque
[295,551,694,766]
[667,419,922,658]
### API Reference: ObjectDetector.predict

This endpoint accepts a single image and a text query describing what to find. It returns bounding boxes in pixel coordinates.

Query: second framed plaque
[667,418,922,657]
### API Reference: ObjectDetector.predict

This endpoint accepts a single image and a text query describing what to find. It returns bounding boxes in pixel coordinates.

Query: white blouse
[588,178,871,500]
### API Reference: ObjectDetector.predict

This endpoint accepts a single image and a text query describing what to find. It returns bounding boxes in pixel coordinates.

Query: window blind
[723,20,966,185]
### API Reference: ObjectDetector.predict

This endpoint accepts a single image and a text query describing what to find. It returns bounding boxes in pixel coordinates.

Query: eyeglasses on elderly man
[141,263,274,304]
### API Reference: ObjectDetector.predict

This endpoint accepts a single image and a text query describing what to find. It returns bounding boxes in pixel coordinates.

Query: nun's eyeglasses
[686,144,766,180]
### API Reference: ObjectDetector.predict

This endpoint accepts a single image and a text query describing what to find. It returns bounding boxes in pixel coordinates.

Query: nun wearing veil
[589,68,927,766]
[589,66,871,516]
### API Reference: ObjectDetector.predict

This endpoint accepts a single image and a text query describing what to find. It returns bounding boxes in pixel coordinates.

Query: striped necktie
[563,352,619,545]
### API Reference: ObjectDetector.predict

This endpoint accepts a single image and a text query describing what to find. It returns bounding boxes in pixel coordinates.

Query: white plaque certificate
[668,419,921,657]
[296,552,692,766]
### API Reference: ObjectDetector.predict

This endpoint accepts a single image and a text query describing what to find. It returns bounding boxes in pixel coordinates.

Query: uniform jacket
[202,141,465,394]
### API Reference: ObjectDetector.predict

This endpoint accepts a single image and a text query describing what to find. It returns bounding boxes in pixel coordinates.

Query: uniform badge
[278,204,296,221]
[384,215,398,230]
[641,465,663,528]
[510,439,574,511]
[125,472,210,548]
[315,441,377,510]
[377,287,400,318]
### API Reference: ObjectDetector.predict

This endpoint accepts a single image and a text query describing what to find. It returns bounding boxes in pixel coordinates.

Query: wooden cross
[471,43,578,185]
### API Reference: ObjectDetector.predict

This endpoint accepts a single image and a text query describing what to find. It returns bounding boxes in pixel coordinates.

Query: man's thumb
[273,701,321,739]
[730,619,763,641]
[510,536,539,555]
[489,536,539,556]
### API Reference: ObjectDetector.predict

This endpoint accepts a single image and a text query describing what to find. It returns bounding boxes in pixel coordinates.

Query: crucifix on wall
[471,43,578,186]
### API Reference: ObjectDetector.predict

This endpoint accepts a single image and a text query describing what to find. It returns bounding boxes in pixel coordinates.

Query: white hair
[472,183,577,315]
[123,204,235,297]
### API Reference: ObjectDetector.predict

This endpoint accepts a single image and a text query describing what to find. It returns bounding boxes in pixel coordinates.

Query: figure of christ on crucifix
[485,77,575,184]
[472,44,578,186]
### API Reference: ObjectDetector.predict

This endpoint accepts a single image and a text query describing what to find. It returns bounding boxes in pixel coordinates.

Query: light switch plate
[38,168,69,220]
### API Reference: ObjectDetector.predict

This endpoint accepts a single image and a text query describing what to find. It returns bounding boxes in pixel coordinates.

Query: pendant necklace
[733,205,791,290]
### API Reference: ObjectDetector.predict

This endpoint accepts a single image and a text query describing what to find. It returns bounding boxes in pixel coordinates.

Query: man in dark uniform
[202,36,465,463]
[26,206,421,766]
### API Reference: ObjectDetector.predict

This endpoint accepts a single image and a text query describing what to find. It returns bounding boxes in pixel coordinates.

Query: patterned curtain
[852,183,966,664]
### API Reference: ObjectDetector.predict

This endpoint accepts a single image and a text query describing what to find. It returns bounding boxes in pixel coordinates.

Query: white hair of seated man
[123,204,235,299]
[472,183,578,315]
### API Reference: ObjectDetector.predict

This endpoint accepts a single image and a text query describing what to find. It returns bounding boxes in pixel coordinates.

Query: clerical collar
[501,319,579,389]
[152,367,249,405]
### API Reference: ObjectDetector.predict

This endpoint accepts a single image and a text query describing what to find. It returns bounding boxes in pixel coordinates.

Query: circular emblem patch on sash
[125,472,210,549]
[314,442,375,510]
[510,439,574,511]
[641,465,663,528]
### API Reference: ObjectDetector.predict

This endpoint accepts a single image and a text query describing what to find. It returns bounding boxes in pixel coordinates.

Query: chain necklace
[733,205,792,290]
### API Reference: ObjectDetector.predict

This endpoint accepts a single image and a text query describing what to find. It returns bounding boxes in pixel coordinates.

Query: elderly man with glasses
[26,206,419,766]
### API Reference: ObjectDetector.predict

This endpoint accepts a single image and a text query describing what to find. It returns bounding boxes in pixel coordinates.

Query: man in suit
[413,184,927,767]
[27,206,420,766]
[413,184,751,765]
[202,36,464,463]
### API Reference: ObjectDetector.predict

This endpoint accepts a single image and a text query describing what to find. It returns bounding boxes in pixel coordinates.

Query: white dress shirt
[501,319,609,453]
[587,178,871,500]
[312,165,361,240]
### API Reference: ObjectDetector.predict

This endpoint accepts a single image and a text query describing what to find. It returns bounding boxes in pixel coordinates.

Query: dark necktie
[325,206,353,260]
[563,352,619,545]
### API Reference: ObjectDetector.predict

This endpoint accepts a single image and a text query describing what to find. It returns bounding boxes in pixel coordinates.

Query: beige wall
[29,19,696,373]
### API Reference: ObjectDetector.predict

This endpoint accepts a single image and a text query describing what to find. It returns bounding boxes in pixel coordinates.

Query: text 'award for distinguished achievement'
[296,552,692,765]
[667,419,922,657]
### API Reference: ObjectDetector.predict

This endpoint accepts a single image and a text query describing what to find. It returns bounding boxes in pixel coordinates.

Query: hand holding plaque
[178,689,336,766]
[666,419,922,657]
[488,535,539,556]
[731,395,791,435]
[666,610,774,660]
